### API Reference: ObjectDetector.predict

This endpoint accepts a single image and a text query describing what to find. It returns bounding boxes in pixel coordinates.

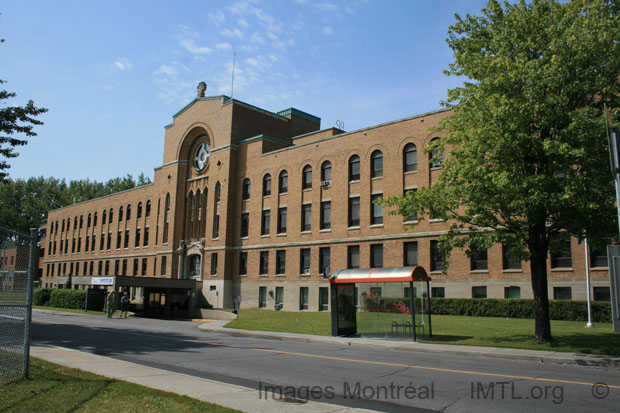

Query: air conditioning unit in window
[320,180,331,187]
[303,268,310,274]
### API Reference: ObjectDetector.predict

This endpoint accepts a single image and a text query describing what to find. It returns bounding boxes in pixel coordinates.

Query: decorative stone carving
[197,81,207,98]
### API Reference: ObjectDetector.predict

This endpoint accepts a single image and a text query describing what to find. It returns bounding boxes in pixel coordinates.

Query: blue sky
[2,0,489,182]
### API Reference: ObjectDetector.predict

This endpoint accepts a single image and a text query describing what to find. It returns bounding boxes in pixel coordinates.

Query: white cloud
[237,18,249,28]
[316,2,338,12]
[216,42,233,52]
[155,65,177,76]
[222,27,243,38]
[250,32,265,44]
[209,11,226,24]
[245,57,260,66]
[322,26,334,35]
[180,38,213,55]
[113,58,132,71]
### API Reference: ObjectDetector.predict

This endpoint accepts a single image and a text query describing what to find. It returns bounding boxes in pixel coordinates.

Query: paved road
[31,312,619,412]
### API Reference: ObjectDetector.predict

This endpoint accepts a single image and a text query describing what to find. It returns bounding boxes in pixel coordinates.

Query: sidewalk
[31,345,374,413]
[198,320,620,370]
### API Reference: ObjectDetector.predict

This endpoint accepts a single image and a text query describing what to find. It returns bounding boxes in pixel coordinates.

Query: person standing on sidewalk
[106,290,115,318]
[120,292,130,318]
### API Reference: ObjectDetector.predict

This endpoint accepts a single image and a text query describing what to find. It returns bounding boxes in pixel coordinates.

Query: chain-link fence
[0,226,35,386]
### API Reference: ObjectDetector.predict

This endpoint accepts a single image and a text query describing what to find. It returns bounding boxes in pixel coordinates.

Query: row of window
[257,286,330,311]
[45,255,168,278]
[48,227,153,256]
[241,140,443,200]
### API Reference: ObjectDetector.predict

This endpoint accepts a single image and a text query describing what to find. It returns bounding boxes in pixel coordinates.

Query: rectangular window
[259,287,267,308]
[320,201,331,230]
[299,287,309,310]
[553,287,572,300]
[161,256,167,276]
[550,232,572,268]
[593,287,610,301]
[348,245,360,269]
[98,261,102,275]
[370,194,383,225]
[470,246,488,271]
[100,234,104,251]
[502,244,522,270]
[72,238,76,253]
[261,210,270,236]
[277,207,287,233]
[107,233,112,250]
[124,229,129,249]
[141,258,147,276]
[259,251,269,275]
[276,250,286,274]
[275,287,284,309]
[239,252,247,276]
[404,242,418,266]
[348,197,360,227]
[133,259,138,276]
[431,287,445,298]
[213,214,220,238]
[211,253,218,275]
[319,247,330,277]
[370,244,383,268]
[590,241,609,268]
[241,212,249,238]
[319,287,329,311]
[114,260,119,275]
[504,286,521,299]
[105,260,110,276]
[77,237,81,253]
[122,259,127,276]
[430,240,444,272]
[301,204,312,232]
[300,248,311,274]
[117,231,122,249]
[135,228,141,248]
[472,286,487,298]
[143,227,149,246]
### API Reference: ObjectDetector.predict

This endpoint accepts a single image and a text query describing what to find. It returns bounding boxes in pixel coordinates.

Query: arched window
[263,174,272,197]
[145,200,151,217]
[93,212,98,227]
[126,204,131,220]
[302,165,312,189]
[321,161,332,183]
[74,216,78,228]
[102,210,107,225]
[242,178,251,200]
[403,143,417,172]
[87,213,91,227]
[278,170,288,194]
[67,218,70,231]
[349,155,360,181]
[163,194,170,244]
[429,137,444,168]
[188,192,195,239]
[61,220,65,232]
[371,150,383,178]
[119,206,124,222]
[137,202,143,219]
[79,215,83,229]
[214,182,221,203]
[109,208,114,224]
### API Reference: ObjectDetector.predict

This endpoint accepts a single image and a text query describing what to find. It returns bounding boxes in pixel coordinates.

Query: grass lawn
[225,309,620,356]
[0,358,239,413]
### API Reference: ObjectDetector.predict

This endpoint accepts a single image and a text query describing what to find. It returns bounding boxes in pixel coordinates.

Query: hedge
[33,288,53,306]
[48,289,86,309]
[429,298,612,323]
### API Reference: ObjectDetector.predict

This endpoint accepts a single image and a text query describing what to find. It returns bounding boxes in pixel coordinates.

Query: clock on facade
[193,142,210,171]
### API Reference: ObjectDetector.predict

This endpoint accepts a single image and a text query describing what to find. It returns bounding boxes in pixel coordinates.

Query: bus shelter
[329,266,432,341]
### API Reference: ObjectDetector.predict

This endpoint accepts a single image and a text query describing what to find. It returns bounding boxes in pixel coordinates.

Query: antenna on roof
[336,120,344,130]
[231,51,236,100]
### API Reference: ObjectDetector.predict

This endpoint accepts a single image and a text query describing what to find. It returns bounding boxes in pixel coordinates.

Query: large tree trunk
[530,242,552,344]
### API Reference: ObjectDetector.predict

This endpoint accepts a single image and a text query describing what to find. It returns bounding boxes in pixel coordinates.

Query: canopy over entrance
[329,266,430,284]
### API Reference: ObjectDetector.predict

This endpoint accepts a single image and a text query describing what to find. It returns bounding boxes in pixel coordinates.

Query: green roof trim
[238,134,293,147]
[277,108,321,124]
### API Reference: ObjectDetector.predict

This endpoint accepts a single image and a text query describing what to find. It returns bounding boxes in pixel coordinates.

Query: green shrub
[429,298,611,323]
[48,289,86,309]
[33,288,53,306]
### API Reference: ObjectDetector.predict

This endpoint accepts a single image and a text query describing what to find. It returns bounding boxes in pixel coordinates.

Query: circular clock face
[193,143,210,172]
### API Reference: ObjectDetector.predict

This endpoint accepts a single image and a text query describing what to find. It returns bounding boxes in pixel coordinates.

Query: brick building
[38,84,611,316]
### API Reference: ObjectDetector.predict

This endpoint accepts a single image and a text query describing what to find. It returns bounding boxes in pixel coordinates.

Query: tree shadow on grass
[422,334,474,342]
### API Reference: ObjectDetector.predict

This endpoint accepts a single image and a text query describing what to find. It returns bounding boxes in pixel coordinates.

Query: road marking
[35,318,620,390]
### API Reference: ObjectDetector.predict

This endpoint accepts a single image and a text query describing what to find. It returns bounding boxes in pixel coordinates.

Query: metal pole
[24,228,37,378]
[584,238,593,327]
[84,286,89,312]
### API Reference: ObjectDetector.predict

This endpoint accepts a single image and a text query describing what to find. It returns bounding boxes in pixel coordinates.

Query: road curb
[198,323,620,370]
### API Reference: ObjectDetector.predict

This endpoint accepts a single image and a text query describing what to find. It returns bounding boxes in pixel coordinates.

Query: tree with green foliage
[385,0,620,343]
[0,79,47,181]
[0,174,152,232]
